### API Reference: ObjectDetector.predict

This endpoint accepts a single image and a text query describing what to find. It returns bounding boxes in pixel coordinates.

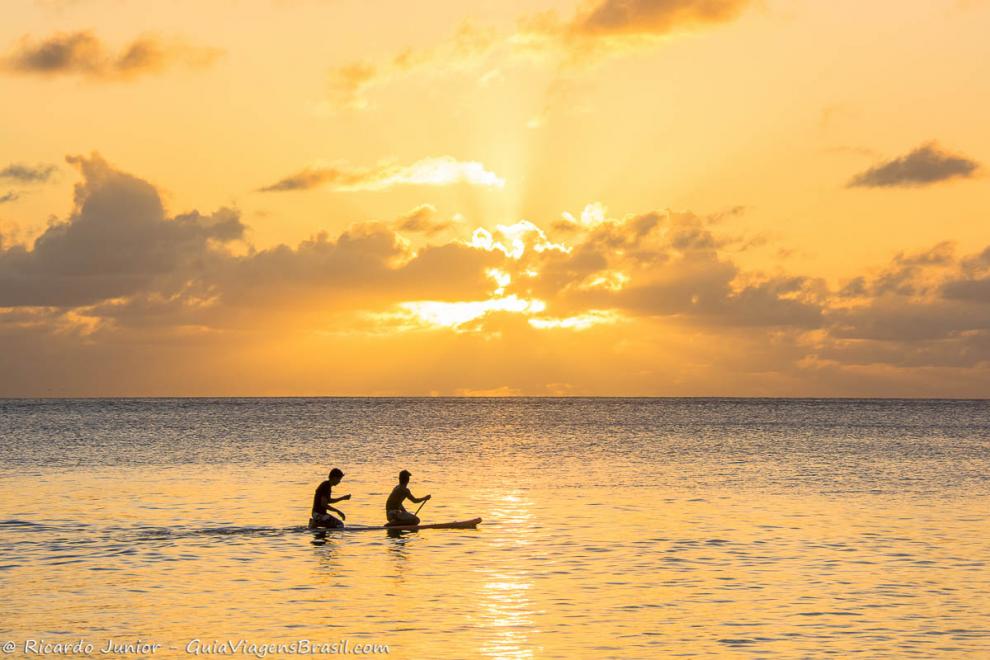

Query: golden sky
[1,0,989,396]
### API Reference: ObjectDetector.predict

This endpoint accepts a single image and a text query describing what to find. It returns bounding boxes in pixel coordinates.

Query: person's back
[312,480,332,514]
[385,483,409,513]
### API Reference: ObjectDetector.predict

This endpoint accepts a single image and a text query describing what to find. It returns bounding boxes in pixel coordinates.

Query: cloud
[395,295,546,331]
[3,158,990,395]
[516,0,756,59]
[570,0,754,37]
[209,227,501,315]
[452,385,523,396]
[3,30,221,80]
[0,163,58,183]
[327,61,378,110]
[848,143,980,188]
[818,243,990,369]
[327,22,499,110]
[0,154,507,322]
[528,309,619,330]
[0,153,245,307]
[942,277,990,303]
[394,204,456,236]
[259,156,506,192]
[546,210,825,328]
[0,163,58,205]
[326,2,756,110]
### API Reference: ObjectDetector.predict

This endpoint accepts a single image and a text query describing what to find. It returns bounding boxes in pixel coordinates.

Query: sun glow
[398,295,547,330]
[469,221,572,259]
[376,156,505,189]
[561,202,608,228]
[486,268,512,295]
[580,271,629,291]
[528,310,620,330]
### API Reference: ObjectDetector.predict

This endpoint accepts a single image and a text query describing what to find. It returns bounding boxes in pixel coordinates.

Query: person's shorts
[310,512,343,528]
[387,509,419,525]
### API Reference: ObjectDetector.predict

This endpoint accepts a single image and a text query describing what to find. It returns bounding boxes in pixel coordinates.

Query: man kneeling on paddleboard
[310,467,351,528]
[385,469,431,526]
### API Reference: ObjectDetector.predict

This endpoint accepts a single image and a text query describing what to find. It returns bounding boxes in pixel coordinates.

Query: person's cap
[399,469,412,479]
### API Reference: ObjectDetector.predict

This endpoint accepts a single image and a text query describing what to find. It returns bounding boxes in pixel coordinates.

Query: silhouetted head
[328,467,344,485]
[399,469,411,485]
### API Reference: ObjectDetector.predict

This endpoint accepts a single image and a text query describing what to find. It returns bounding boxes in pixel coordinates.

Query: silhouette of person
[385,469,430,526]
[309,468,350,529]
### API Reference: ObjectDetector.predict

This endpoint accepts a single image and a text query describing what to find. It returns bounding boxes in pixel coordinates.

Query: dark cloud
[0,155,499,318]
[836,242,957,299]
[941,247,990,303]
[392,243,501,299]
[0,192,18,204]
[395,205,454,235]
[819,243,990,371]
[0,154,245,307]
[594,263,823,328]
[815,333,990,369]
[3,30,221,80]
[213,228,500,314]
[258,167,337,192]
[515,0,755,58]
[525,211,825,328]
[838,276,868,299]
[6,30,103,75]
[848,143,979,188]
[573,0,754,37]
[828,299,990,342]
[0,162,58,183]
[942,277,990,303]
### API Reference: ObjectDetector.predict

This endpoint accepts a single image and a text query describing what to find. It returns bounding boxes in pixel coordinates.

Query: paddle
[413,497,429,518]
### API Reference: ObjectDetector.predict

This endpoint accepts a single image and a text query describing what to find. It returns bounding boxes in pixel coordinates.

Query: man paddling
[385,469,431,526]
[310,467,351,528]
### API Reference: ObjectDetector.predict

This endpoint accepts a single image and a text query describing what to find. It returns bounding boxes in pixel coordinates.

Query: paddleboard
[309,517,482,532]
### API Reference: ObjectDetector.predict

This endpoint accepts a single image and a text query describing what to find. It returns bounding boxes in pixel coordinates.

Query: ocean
[1,398,988,657]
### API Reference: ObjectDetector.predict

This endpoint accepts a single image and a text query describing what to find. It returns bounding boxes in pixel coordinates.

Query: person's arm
[318,491,348,520]
[407,491,432,504]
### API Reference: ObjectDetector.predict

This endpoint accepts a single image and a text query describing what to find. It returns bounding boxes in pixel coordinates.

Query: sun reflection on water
[476,491,541,658]
[478,575,538,660]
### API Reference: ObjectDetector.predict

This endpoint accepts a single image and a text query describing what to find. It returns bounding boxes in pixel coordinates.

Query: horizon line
[2,395,988,402]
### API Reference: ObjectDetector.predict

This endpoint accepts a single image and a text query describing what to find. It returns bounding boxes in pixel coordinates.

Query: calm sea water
[1,398,988,658]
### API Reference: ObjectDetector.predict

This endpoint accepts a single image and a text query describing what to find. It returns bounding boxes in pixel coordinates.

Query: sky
[1,0,989,397]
